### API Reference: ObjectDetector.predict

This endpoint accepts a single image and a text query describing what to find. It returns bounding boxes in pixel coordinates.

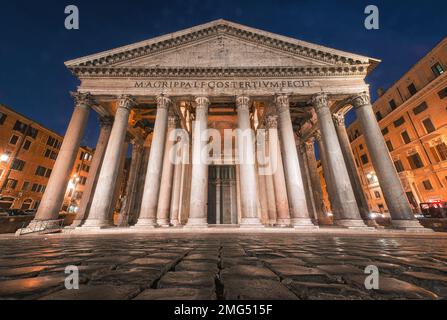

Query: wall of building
[0,104,93,213]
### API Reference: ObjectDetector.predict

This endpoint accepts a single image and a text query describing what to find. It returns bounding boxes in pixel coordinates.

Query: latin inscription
[134,80,313,90]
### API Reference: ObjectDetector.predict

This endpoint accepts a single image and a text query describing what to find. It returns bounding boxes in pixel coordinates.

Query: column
[186,96,210,227]
[256,129,269,225]
[275,95,315,228]
[32,92,92,225]
[82,95,135,228]
[215,169,222,224]
[130,146,151,225]
[311,93,365,228]
[266,115,289,226]
[135,95,171,227]
[333,113,372,222]
[298,142,318,221]
[109,137,129,222]
[236,95,262,227]
[170,155,183,226]
[156,114,179,227]
[71,116,113,227]
[304,138,328,223]
[350,92,426,230]
[117,139,144,227]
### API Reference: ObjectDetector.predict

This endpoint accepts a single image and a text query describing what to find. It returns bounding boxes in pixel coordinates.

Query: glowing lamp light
[0,153,10,162]
[366,173,373,179]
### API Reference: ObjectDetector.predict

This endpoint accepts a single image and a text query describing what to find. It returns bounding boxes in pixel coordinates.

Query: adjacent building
[0,103,94,213]
[346,37,447,215]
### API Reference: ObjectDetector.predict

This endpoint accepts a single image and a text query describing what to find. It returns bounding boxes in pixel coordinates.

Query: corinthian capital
[236,95,250,111]
[168,114,180,128]
[118,95,137,110]
[349,92,371,109]
[195,96,210,111]
[305,140,315,153]
[99,116,114,128]
[71,91,95,108]
[311,93,328,112]
[275,94,290,114]
[333,113,345,127]
[157,94,172,110]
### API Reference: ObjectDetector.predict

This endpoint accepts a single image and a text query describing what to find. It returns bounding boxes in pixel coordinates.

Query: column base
[240,217,264,228]
[184,218,208,228]
[291,218,319,229]
[69,219,84,228]
[170,220,180,227]
[334,219,374,230]
[157,219,170,228]
[77,219,114,230]
[16,219,63,236]
[133,218,158,229]
[391,219,433,232]
[275,218,291,228]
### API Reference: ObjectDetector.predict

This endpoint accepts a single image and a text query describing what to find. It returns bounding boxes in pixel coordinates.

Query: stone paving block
[269,264,330,282]
[262,258,307,267]
[401,271,447,297]
[0,275,67,299]
[89,268,162,288]
[175,261,219,274]
[316,264,364,275]
[221,257,260,268]
[0,266,52,279]
[286,281,370,300]
[223,279,297,300]
[40,285,140,300]
[183,253,219,263]
[0,258,46,268]
[84,256,135,265]
[221,265,279,282]
[158,271,216,290]
[345,275,439,299]
[126,258,175,272]
[134,287,216,300]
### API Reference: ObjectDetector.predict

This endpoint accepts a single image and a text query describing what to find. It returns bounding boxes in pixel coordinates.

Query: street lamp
[0,153,10,163]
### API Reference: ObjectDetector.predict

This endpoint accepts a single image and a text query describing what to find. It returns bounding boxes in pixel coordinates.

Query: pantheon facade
[22,20,428,233]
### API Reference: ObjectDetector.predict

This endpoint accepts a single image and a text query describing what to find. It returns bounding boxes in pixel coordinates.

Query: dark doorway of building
[208,165,238,225]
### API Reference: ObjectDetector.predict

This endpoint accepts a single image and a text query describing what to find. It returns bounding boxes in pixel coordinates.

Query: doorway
[208,165,238,225]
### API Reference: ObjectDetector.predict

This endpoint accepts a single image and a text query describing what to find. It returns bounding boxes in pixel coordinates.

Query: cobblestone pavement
[0,232,447,300]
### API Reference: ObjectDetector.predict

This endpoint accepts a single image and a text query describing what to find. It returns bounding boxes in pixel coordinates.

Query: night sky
[0,0,445,148]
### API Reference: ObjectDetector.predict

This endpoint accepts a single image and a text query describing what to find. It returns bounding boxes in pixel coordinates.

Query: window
[22,181,30,191]
[361,154,369,165]
[0,111,7,125]
[438,87,447,99]
[389,99,397,110]
[386,140,394,152]
[9,135,19,145]
[422,118,436,133]
[7,179,18,190]
[376,111,383,121]
[381,127,389,136]
[374,191,381,199]
[35,166,47,177]
[394,117,405,128]
[44,149,51,158]
[432,62,445,77]
[359,144,364,150]
[422,180,433,190]
[13,120,28,134]
[401,131,411,144]
[45,169,52,178]
[11,159,25,171]
[407,83,417,96]
[394,160,405,172]
[407,153,424,169]
[413,102,428,115]
[31,184,38,192]
[26,127,38,139]
[23,140,31,150]
[79,152,85,161]
[433,143,447,161]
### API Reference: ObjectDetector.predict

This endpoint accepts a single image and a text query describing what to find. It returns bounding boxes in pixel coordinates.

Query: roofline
[64,19,380,71]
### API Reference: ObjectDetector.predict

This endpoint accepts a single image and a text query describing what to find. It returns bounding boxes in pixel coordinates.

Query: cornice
[69,65,369,78]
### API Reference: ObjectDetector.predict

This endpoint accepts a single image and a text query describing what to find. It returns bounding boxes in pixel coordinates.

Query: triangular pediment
[65,19,380,75]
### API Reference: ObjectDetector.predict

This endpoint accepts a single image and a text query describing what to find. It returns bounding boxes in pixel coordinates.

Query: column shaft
[33,92,91,223]
[135,95,171,227]
[312,93,365,228]
[276,95,315,228]
[71,117,112,227]
[82,95,134,228]
[186,96,210,227]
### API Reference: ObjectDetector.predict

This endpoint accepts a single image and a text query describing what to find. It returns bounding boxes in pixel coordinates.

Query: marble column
[71,116,113,227]
[333,113,372,222]
[109,137,129,222]
[298,142,318,221]
[131,147,150,225]
[186,96,210,227]
[135,95,171,227]
[256,129,269,225]
[275,95,315,228]
[266,115,289,226]
[236,95,262,227]
[82,95,135,228]
[156,115,179,227]
[117,139,144,227]
[170,154,183,226]
[304,138,328,223]
[311,93,365,228]
[32,92,92,224]
[350,92,426,230]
